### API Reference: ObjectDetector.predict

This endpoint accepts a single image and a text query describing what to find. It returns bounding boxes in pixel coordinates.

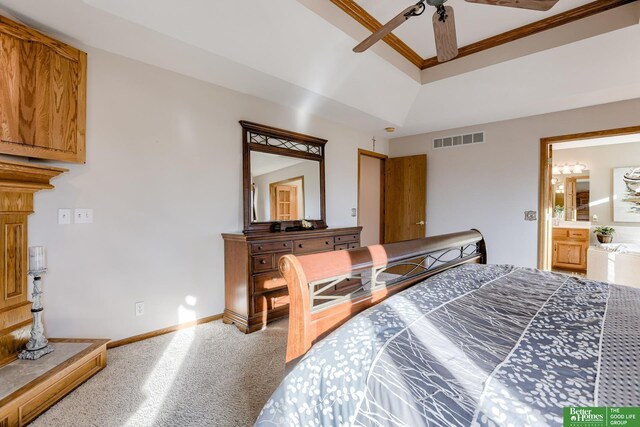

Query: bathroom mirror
[553,174,590,222]
[241,121,326,233]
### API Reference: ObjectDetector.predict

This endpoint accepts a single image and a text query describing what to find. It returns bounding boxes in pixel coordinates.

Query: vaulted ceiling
[1,0,638,138]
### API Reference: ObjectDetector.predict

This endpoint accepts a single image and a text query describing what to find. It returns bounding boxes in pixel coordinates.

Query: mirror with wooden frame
[241,121,327,233]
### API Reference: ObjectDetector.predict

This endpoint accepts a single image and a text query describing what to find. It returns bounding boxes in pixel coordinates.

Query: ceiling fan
[353,0,559,62]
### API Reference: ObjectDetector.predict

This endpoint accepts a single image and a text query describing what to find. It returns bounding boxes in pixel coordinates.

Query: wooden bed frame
[279,229,487,363]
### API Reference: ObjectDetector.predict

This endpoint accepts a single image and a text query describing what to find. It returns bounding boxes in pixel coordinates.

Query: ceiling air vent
[433,132,484,149]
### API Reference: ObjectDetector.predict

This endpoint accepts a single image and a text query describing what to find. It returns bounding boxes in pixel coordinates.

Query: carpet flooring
[31,320,288,427]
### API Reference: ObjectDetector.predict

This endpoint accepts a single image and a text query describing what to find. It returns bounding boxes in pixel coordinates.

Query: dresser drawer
[253,272,287,293]
[568,229,588,239]
[294,237,333,254]
[252,252,291,273]
[253,288,289,314]
[335,242,360,251]
[552,228,569,238]
[335,233,359,244]
[251,241,292,254]
[252,254,274,272]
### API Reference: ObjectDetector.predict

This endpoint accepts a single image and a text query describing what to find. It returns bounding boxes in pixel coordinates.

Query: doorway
[269,176,304,221]
[538,125,640,273]
[358,149,386,246]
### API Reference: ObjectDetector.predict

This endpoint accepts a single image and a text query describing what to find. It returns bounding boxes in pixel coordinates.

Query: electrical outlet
[58,209,71,225]
[135,301,144,317]
[351,208,357,217]
[524,211,537,221]
[74,208,94,224]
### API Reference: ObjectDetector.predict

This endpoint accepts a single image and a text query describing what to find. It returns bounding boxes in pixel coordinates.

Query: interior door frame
[538,125,640,270]
[357,149,388,244]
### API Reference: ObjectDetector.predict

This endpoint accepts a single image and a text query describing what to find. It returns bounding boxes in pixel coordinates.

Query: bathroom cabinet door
[553,241,586,270]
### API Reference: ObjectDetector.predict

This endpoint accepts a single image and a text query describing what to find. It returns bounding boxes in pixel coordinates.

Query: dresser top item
[222,226,362,242]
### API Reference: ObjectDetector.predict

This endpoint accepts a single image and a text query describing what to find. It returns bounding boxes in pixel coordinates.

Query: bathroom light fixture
[552,163,588,175]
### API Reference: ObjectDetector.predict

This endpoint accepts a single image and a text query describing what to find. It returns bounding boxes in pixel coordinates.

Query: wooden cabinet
[0,16,86,163]
[552,227,589,271]
[0,160,66,366]
[222,227,361,333]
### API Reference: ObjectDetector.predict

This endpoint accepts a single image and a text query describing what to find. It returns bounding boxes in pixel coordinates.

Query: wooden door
[384,155,427,243]
[271,185,298,220]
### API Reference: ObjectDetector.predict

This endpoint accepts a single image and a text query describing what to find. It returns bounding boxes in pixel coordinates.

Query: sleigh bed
[255,230,640,427]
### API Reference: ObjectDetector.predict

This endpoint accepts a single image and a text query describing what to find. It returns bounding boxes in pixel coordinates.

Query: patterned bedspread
[255,264,640,427]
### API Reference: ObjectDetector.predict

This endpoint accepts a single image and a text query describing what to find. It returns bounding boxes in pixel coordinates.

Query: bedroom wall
[23,47,388,341]
[389,98,640,268]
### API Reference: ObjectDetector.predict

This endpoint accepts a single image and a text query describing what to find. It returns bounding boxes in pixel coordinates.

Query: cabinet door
[49,51,79,153]
[0,16,86,163]
[554,241,586,270]
[0,32,21,144]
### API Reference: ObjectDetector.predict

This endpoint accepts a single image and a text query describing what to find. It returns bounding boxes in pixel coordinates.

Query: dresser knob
[283,243,287,247]
[260,260,266,264]
[258,246,263,250]
[325,241,330,245]
[298,244,303,248]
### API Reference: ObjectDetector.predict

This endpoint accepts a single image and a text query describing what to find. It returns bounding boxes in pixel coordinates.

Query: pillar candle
[29,246,46,272]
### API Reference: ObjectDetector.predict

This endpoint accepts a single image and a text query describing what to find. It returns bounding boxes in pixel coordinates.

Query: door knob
[416,221,425,226]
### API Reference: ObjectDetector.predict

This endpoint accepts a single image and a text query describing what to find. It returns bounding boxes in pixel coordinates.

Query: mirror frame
[241,121,327,234]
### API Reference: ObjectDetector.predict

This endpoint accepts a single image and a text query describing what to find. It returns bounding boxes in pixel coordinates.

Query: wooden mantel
[0,159,67,367]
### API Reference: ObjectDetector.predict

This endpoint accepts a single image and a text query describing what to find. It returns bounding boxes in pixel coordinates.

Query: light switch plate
[524,211,537,221]
[74,208,94,224]
[351,208,357,217]
[58,209,71,225]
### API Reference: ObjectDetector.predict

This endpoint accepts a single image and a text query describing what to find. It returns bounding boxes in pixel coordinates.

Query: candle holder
[19,247,53,360]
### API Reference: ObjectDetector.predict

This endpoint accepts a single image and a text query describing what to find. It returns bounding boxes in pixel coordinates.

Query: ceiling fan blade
[432,6,458,63]
[464,0,559,12]
[353,3,423,53]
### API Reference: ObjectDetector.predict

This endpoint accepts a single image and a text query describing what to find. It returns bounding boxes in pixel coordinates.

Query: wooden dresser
[222,227,361,333]
[552,227,589,271]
